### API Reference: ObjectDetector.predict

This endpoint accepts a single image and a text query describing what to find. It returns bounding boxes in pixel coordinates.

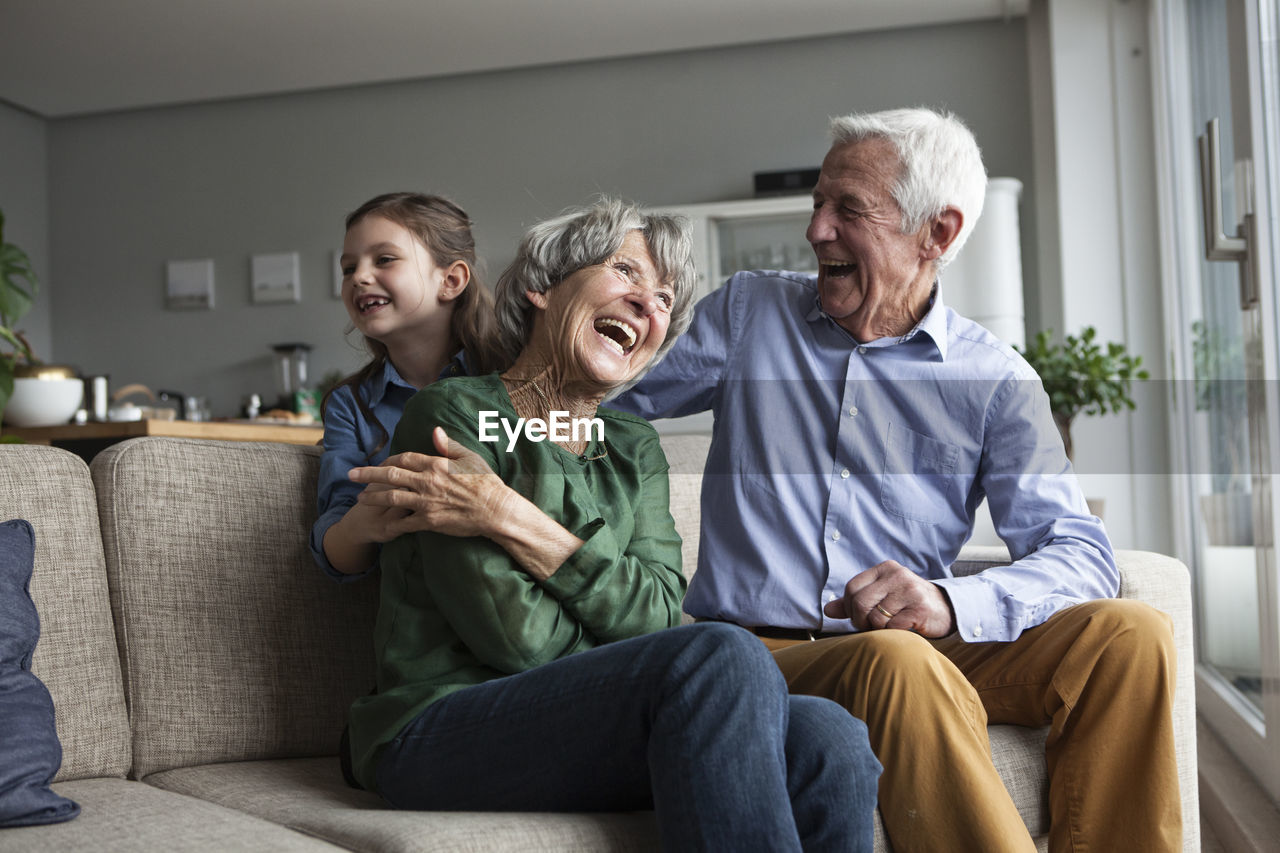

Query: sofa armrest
[954,545,1192,614]
[953,546,1192,671]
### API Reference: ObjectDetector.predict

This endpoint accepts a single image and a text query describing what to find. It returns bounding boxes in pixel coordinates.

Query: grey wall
[47,20,1034,417]
[0,101,51,361]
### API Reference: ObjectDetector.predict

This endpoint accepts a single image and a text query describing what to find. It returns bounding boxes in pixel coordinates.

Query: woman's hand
[352,427,583,580]
[348,427,513,541]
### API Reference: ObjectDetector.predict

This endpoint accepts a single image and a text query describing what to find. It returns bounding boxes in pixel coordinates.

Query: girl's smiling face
[340,214,461,346]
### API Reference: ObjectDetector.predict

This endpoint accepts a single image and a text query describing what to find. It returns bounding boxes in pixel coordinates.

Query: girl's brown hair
[325,192,505,457]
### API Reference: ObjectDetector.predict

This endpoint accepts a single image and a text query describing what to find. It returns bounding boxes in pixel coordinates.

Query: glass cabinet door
[713,212,816,282]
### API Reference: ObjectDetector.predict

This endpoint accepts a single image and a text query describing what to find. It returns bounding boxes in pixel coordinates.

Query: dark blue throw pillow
[0,519,80,827]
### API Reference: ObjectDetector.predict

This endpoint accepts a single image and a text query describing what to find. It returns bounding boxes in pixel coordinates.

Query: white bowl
[4,376,85,427]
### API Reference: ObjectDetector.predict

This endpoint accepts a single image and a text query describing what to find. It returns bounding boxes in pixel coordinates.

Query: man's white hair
[829,107,987,269]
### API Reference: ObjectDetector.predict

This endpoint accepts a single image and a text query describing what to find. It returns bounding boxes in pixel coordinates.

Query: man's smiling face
[806,137,938,342]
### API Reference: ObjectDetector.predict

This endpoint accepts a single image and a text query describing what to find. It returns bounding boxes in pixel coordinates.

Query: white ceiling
[0,0,1026,119]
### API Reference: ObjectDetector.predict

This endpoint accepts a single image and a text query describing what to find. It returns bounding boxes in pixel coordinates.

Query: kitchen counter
[2,418,323,459]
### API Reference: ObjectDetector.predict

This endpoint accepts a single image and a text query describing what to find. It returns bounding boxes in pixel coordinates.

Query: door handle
[1197,118,1259,309]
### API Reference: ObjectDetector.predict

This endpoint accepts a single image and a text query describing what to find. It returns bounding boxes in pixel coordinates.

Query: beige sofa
[0,435,1198,851]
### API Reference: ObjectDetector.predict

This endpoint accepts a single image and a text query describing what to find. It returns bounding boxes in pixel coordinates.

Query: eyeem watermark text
[478,411,604,452]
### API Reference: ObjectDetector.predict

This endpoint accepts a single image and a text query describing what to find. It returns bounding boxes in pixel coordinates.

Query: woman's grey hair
[829,107,987,269]
[494,197,697,376]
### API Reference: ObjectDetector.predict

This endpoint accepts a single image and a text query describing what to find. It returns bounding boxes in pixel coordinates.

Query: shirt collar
[806,283,949,359]
[364,349,469,407]
[438,348,470,381]
[914,286,949,359]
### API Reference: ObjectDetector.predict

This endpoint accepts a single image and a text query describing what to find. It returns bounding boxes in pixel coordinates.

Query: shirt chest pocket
[880,423,960,524]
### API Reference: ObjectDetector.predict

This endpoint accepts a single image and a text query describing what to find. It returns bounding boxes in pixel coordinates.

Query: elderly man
[612,108,1180,852]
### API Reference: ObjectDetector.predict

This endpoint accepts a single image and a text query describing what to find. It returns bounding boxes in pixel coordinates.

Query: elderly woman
[344,199,880,851]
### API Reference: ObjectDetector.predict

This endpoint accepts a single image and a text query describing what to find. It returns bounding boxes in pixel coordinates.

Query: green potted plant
[0,207,41,420]
[1,208,82,433]
[1015,326,1150,462]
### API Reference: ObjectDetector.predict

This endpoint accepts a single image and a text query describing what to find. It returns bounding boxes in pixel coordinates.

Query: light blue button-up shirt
[310,353,468,582]
[612,271,1117,642]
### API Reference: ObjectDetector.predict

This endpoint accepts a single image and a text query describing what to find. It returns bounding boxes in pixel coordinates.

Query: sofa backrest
[656,433,709,585]
[91,437,379,778]
[0,444,132,781]
[85,434,708,777]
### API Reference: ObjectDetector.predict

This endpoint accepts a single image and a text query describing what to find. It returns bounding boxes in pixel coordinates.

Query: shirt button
[849,406,858,417]
[831,530,841,541]
[840,468,850,479]
[973,625,983,637]
[825,592,837,603]
[857,346,868,355]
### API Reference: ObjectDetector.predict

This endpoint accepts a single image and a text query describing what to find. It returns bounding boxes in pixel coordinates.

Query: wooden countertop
[3,418,323,447]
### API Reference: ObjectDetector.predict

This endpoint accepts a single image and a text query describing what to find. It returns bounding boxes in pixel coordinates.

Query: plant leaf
[0,326,33,363]
[0,366,12,417]
[0,279,34,325]
[0,215,39,329]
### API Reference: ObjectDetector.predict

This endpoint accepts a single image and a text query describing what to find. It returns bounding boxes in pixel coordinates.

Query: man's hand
[348,427,514,540]
[822,560,956,638]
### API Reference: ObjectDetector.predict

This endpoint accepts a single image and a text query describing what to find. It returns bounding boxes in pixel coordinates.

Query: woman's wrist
[477,480,524,541]
[482,487,582,581]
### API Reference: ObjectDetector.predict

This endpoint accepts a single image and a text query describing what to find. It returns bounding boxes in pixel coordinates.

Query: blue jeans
[376,622,880,852]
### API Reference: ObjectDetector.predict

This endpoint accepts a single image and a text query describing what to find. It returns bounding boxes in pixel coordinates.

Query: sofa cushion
[146,751,1024,852]
[988,724,1049,835]
[0,445,131,782]
[0,519,80,827]
[146,757,663,853]
[0,778,343,852]
[91,438,379,777]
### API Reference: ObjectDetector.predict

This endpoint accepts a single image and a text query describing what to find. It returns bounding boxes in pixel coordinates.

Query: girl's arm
[312,386,388,579]
[316,379,441,576]
[320,496,405,575]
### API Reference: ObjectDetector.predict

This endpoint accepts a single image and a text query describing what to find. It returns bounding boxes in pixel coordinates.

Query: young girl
[310,192,505,580]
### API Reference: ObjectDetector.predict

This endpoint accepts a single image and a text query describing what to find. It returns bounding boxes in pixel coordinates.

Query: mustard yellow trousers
[761,599,1181,853]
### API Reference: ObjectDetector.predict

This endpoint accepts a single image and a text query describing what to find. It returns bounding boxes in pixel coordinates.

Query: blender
[271,343,312,414]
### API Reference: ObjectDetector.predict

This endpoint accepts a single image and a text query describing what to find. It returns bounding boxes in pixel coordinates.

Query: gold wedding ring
[875,604,895,620]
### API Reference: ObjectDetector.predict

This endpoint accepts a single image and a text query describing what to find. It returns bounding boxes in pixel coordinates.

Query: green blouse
[347,373,687,791]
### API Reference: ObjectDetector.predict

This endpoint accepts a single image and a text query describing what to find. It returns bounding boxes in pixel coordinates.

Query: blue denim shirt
[310,353,469,582]
[612,271,1117,642]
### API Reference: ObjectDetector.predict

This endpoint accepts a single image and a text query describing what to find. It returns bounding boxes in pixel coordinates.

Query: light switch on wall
[251,252,300,304]
[165,259,215,310]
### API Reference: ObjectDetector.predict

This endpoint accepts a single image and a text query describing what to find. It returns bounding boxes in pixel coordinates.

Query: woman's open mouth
[594,317,638,357]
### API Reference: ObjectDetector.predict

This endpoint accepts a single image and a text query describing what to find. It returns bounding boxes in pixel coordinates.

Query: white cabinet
[653,178,1026,348]
[651,195,817,302]
[938,178,1026,349]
